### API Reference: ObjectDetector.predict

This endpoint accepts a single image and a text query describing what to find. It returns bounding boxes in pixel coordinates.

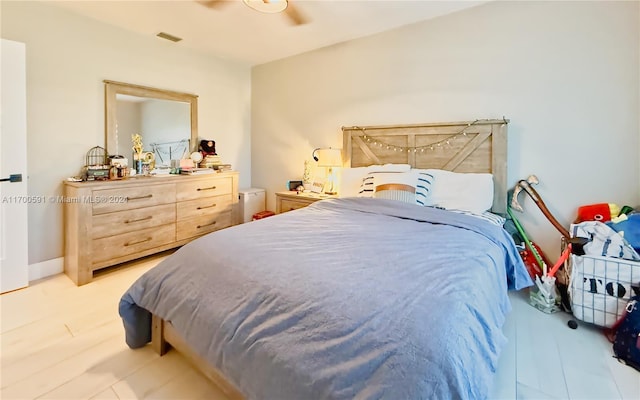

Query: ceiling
[49,0,486,66]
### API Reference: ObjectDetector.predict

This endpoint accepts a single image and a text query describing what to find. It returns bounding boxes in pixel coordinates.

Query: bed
[119,119,532,399]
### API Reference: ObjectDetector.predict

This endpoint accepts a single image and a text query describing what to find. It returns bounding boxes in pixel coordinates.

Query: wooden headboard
[342,119,509,214]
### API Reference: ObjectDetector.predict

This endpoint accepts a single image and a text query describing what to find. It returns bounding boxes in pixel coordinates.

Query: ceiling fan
[198,0,308,26]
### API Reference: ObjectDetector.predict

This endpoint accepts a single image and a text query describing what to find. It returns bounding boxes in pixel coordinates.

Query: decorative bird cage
[85,146,110,180]
[86,146,108,167]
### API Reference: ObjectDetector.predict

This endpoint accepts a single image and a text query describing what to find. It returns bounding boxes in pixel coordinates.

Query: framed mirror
[104,80,198,168]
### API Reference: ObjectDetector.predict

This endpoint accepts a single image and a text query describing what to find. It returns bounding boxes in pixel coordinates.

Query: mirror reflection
[113,95,191,167]
[104,80,198,168]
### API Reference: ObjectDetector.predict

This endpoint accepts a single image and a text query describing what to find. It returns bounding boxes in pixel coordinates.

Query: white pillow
[415,170,435,206]
[358,170,433,206]
[339,167,370,198]
[368,164,411,173]
[421,169,494,213]
[338,164,411,197]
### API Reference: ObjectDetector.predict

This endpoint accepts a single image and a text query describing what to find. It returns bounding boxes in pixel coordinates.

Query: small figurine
[131,134,144,174]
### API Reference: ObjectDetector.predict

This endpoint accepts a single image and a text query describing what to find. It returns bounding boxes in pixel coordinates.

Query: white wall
[252,1,640,260]
[1,1,252,265]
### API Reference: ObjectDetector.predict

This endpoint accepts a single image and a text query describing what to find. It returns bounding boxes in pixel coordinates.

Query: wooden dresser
[64,171,239,285]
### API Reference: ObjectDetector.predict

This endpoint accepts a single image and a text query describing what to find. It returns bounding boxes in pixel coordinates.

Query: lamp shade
[316,148,342,167]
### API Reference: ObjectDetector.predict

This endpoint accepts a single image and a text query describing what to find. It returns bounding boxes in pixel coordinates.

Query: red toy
[519,242,552,279]
[252,211,275,220]
[575,203,611,223]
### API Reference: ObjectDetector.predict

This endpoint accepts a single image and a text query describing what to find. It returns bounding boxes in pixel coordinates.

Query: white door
[0,39,29,293]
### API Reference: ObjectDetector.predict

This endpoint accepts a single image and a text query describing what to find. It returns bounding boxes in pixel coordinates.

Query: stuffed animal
[199,140,216,156]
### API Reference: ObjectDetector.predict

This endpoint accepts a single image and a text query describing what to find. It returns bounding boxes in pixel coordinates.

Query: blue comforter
[119,198,531,399]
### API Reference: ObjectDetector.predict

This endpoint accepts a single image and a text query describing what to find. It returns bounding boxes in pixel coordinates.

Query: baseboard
[29,257,64,282]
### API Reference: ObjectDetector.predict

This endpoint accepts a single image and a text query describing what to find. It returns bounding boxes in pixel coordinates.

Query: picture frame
[310,181,324,194]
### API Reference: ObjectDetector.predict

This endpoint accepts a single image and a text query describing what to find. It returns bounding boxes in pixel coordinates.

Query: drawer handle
[127,194,153,201]
[197,221,217,229]
[124,216,152,224]
[125,237,152,246]
[197,186,216,191]
[197,203,217,210]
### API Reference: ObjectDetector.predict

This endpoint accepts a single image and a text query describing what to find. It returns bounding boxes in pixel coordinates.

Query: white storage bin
[239,188,266,223]
[569,254,640,327]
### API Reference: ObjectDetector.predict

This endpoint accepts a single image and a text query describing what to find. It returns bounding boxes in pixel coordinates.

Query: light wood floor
[1,253,638,400]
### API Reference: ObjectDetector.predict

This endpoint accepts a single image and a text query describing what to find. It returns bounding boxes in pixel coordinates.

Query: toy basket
[569,254,640,328]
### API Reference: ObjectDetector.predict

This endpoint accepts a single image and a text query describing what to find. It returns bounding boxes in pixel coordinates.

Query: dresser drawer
[92,183,176,215]
[92,223,176,264]
[176,211,231,241]
[177,194,232,220]
[92,204,176,239]
[176,176,232,201]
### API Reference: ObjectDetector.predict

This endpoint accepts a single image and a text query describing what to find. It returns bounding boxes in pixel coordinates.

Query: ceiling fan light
[243,0,288,14]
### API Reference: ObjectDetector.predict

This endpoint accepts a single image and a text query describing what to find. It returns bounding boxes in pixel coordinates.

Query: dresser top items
[64,170,238,188]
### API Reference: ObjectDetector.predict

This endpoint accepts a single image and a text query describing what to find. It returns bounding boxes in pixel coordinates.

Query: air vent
[156,32,182,43]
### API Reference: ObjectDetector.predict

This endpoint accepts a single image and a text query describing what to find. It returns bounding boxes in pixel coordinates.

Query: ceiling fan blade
[284,2,308,26]
[197,0,228,9]
[202,0,309,26]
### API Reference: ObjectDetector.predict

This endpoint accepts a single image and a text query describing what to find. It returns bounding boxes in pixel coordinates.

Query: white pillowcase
[420,169,494,214]
[338,164,411,197]
[357,170,433,206]
[359,170,419,198]
[368,164,411,173]
[339,167,371,198]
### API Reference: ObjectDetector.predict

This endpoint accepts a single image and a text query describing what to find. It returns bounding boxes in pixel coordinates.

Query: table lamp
[314,148,342,195]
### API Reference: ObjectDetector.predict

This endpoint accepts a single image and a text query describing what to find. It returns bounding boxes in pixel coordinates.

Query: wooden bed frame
[342,118,508,214]
[150,119,509,399]
[152,315,244,399]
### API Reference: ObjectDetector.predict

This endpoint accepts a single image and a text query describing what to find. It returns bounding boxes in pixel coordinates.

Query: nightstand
[275,191,337,214]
